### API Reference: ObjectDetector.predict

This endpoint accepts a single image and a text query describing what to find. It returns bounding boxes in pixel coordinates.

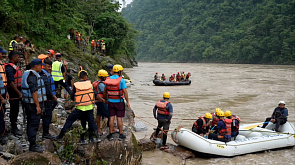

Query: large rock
[137,138,156,151]
[133,122,148,132]
[10,152,61,165]
[163,144,195,160]
[6,140,23,155]
[43,139,55,153]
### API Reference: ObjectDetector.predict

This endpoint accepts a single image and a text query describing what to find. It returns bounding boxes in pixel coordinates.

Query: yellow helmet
[218,111,225,117]
[215,108,222,114]
[118,64,123,71]
[98,69,108,77]
[78,70,88,77]
[163,92,170,99]
[224,111,232,117]
[204,113,212,119]
[113,65,120,72]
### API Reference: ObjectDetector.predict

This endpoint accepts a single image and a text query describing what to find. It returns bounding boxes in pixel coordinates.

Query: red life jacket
[104,77,123,100]
[92,80,104,98]
[231,115,241,133]
[218,119,232,138]
[156,100,170,115]
[211,113,219,126]
[5,63,22,87]
[91,40,96,47]
[194,116,207,130]
[186,75,190,79]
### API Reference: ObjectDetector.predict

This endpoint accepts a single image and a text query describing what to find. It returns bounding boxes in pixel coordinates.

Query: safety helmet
[156,72,158,74]
[98,69,108,77]
[78,70,89,77]
[215,108,222,114]
[178,72,180,74]
[92,40,94,42]
[118,65,123,71]
[163,92,170,99]
[188,72,191,74]
[204,113,212,119]
[162,73,164,75]
[278,101,285,105]
[224,111,232,117]
[217,111,225,117]
[102,40,104,42]
[113,65,121,72]
[98,40,100,42]
[47,49,55,56]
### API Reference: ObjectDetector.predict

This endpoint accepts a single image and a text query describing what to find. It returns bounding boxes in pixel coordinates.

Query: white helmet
[278,101,285,105]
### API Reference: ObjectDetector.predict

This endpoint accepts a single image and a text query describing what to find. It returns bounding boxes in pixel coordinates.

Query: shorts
[96,102,109,118]
[108,102,125,117]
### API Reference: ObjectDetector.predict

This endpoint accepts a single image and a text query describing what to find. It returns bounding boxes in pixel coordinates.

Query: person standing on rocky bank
[0,47,8,144]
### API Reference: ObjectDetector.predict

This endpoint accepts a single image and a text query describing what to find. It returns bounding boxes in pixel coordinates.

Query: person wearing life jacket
[56,70,104,143]
[224,110,240,139]
[261,101,288,132]
[181,71,185,81]
[169,75,174,82]
[91,40,96,54]
[51,53,72,98]
[154,72,159,80]
[176,72,181,81]
[47,49,55,61]
[8,35,20,53]
[93,69,110,136]
[192,113,212,136]
[211,108,222,129]
[96,40,101,52]
[161,73,166,81]
[152,92,173,150]
[101,40,106,54]
[208,111,232,142]
[5,51,23,136]
[103,65,130,141]
[21,59,47,152]
[38,54,50,69]
[0,47,8,144]
[185,72,191,81]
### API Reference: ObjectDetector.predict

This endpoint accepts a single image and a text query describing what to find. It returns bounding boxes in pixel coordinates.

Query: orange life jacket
[91,40,96,47]
[218,119,232,139]
[5,63,22,87]
[104,77,124,100]
[156,100,170,115]
[74,80,95,106]
[194,116,207,130]
[0,61,7,86]
[92,80,104,98]
[211,113,219,126]
[38,54,49,69]
[231,115,241,133]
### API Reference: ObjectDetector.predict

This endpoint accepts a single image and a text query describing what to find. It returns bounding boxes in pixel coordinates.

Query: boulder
[137,138,156,151]
[10,152,61,165]
[163,144,195,160]
[43,139,55,153]
[6,140,23,155]
[133,122,148,132]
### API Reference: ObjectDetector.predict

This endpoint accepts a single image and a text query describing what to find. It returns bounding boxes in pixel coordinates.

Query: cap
[0,47,8,54]
[30,59,45,66]
[55,53,62,58]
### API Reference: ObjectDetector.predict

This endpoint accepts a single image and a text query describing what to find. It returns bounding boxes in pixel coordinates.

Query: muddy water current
[124,63,295,165]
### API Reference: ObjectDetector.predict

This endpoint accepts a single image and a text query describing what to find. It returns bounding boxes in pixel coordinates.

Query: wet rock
[137,138,156,151]
[133,122,148,132]
[10,152,62,165]
[163,144,195,160]
[6,140,23,155]
[43,139,55,153]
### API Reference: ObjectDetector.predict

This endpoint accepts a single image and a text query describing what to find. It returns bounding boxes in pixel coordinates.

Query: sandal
[160,145,169,150]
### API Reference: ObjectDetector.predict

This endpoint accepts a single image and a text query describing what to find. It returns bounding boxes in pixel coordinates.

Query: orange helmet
[101,40,104,42]
[98,40,100,42]
[47,49,55,56]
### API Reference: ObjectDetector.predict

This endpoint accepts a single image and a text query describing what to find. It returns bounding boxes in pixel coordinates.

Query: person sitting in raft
[210,108,222,133]
[192,113,212,137]
[181,71,185,81]
[208,111,232,142]
[224,110,241,139]
[261,101,288,132]
[185,72,191,80]
[169,75,174,82]
[161,73,166,81]
[154,72,159,80]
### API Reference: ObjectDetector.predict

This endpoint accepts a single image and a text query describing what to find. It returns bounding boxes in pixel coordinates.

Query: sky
[118,0,133,6]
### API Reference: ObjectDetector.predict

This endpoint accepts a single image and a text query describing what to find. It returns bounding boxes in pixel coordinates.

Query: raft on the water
[153,79,191,86]
[171,122,295,157]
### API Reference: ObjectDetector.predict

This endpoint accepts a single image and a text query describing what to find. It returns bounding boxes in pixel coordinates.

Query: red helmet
[47,49,55,56]
[178,72,180,74]
[87,36,89,38]
[188,72,191,74]
[98,40,100,42]
[162,73,164,75]
[101,40,104,42]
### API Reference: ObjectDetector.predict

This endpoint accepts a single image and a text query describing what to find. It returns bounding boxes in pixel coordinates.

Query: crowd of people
[91,39,106,56]
[154,71,191,82]
[0,38,130,153]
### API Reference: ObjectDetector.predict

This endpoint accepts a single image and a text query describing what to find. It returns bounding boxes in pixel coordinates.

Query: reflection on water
[124,63,295,165]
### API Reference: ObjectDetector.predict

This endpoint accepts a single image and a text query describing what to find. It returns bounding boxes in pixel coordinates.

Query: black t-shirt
[66,74,72,86]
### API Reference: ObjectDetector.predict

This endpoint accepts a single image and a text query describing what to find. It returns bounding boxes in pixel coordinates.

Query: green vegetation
[0,0,137,79]
[123,0,295,64]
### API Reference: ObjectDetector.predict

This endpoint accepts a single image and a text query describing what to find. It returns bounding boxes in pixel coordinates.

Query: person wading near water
[104,65,130,141]
[55,70,103,143]
[192,113,212,137]
[224,110,241,139]
[21,59,47,152]
[0,47,8,144]
[261,101,288,132]
[5,51,23,136]
[208,111,232,142]
[51,53,72,98]
[152,92,173,150]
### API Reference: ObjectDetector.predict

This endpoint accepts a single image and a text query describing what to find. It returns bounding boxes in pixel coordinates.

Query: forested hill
[123,0,295,64]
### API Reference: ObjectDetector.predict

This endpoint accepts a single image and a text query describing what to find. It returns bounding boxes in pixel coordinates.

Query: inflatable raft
[171,122,295,157]
[153,79,191,86]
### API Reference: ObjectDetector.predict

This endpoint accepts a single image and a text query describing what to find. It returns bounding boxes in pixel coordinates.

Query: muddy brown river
[124,63,295,165]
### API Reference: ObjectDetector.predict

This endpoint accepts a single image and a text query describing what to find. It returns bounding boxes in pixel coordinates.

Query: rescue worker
[5,51,23,136]
[181,71,185,81]
[39,59,58,139]
[51,53,72,98]
[0,47,8,144]
[161,73,166,81]
[8,36,20,53]
[91,40,96,55]
[169,75,174,82]
[152,92,173,150]
[104,65,130,140]
[107,64,113,76]
[18,36,29,66]
[38,54,50,68]
[101,40,106,55]
[56,70,103,142]
[96,40,100,52]
[224,110,240,139]
[211,108,222,129]
[261,101,288,132]
[176,72,181,81]
[93,70,109,135]
[64,69,73,99]
[192,113,212,137]
[21,59,47,152]
[154,72,159,80]
[47,49,55,61]
[208,111,232,142]
[185,72,191,81]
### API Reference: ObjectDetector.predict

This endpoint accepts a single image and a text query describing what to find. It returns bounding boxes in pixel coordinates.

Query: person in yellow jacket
[51,53,72,98]
[55,70,104,143]
[8,36,20,53]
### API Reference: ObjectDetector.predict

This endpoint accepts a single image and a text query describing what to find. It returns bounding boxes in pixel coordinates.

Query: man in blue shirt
[104,65,130,140]
[152,92,173,150]
[262,101,289,132]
